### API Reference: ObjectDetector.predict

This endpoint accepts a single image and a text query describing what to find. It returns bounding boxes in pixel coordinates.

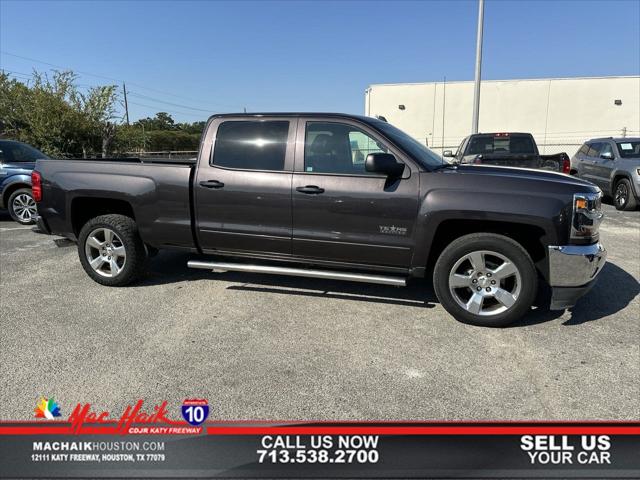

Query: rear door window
[587,143,603,157]
[212,121,290,171]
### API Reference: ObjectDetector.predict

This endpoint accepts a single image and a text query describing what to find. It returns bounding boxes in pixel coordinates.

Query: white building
[364,76,640,154]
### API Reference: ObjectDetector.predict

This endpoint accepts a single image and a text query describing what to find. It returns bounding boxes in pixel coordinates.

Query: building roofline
[367,75,640,89]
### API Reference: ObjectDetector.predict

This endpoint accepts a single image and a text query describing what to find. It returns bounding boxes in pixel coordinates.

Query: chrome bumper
[547,243,607,287]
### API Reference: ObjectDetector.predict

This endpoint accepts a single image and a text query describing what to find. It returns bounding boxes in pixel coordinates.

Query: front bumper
[547,243,607,309]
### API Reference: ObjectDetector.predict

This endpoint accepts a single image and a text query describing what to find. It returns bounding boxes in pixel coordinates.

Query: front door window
[304,122,387,175]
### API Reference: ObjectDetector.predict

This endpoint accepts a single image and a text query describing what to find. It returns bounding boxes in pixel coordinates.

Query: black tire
[433,233,537,327]
[613,178,638,211]
[77,214,148,286]
[7,188,37,225]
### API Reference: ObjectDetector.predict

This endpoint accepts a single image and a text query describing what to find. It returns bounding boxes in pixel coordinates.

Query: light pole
[471,0,484,134]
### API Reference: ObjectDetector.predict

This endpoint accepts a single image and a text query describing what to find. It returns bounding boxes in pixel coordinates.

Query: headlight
[571,192,603,242]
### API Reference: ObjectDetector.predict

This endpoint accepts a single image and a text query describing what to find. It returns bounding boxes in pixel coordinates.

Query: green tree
[0,70,120,157]
[134,112,176,131]
[70,82,119,157]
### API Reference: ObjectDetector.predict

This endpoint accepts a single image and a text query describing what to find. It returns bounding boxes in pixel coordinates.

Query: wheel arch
[70,197,135,237]
[424,219,549,279]
[1,178,32,208]
[612,171,637,197]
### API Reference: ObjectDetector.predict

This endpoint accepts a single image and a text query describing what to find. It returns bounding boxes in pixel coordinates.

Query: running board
[187,260,407,286]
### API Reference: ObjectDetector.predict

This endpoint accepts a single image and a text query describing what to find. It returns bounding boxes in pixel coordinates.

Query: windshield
[0,141,49,162]
[467,134,535,155]
[371,120,443,169]
[616,141,640,158]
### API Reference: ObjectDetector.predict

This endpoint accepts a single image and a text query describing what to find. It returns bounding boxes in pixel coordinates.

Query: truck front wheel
[433,233,537,327]
[77,214,148,286]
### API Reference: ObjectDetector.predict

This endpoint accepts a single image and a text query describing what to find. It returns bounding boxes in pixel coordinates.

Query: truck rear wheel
[77,214,148,286]
[433,233,537,327]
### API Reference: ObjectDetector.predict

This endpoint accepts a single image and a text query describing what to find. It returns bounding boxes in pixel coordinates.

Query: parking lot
[0,204,638,421]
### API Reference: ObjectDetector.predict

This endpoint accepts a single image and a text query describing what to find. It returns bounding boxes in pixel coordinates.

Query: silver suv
[571,137,640,211]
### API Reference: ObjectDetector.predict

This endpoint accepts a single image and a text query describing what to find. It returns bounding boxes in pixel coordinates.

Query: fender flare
[1,174,32,208]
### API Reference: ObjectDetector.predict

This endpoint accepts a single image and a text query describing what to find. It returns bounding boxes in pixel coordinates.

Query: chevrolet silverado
[33,113,606,327]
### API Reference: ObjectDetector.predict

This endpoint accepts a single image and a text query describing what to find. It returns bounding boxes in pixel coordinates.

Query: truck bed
[34,158,197,250]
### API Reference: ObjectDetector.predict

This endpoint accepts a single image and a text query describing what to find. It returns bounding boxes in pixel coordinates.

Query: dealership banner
[0,399,639,478]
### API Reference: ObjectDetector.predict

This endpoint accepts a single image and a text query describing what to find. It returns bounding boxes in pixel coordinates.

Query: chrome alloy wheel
[615,182,628,208]
[448,250,522,317]
[84,228,126,277]
[12,193,37,223]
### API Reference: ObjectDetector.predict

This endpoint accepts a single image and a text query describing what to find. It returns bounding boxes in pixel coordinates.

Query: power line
[127,91,214,113]
[2,67,125,90]
[1,51,121,82]
[126,100,208,119]
[1,50,244,109]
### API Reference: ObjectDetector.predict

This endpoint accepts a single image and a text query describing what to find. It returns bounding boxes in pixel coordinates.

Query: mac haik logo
[34,397,62,419]
[379,225,407,235]
[68,400,193,434]
[181,399,209,426]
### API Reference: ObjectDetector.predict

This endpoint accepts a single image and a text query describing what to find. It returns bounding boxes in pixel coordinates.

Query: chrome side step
[187,260,407,286]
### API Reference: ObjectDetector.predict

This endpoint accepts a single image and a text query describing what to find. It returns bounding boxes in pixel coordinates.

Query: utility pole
[471,0,484,134]
[441,76,446,154]
[123,82,130,125]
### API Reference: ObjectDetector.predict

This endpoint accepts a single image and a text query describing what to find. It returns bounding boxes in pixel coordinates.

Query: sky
[1,0,639,123]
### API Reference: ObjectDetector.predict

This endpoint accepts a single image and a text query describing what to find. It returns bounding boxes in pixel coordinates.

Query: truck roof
[208,112,380,123]
[471,132,533,136]
[589,137,640,142]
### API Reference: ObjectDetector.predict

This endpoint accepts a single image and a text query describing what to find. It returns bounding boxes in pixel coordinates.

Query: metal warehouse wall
[365,76,640,155]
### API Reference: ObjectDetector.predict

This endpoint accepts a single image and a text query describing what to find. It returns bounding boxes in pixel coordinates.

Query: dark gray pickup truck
[34,113,606,327]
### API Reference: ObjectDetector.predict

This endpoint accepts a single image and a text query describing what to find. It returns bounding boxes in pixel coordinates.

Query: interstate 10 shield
[181,399,209,426]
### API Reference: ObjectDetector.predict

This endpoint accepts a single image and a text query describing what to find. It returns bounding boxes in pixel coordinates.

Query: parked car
[570,137,640,211]
[33,113,606,327]
[444,132,571,173]
[0,140,49,224]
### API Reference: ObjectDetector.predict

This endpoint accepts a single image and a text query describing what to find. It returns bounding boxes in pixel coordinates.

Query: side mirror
[600,151,614,161]
[442,150,454,157]
[365,153,405,177]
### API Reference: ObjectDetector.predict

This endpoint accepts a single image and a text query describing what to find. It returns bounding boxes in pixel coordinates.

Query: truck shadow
[224,278,436,309]
[517,262,638,327]
[142,252,637,325]
[141,251,435,309]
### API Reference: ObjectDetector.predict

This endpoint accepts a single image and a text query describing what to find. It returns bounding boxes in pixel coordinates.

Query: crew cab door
[591,142,616,191]
[194,117,296,256]
[291,119,419,268]
[581,142,604,186]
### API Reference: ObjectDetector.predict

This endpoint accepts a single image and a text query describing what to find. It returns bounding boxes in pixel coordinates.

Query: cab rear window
[467,135,535,155]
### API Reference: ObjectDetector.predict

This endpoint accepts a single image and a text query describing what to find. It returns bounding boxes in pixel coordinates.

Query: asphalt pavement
[0,204,638,421]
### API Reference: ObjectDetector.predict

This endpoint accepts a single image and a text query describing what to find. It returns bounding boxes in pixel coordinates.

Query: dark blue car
[0,140,49,224]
